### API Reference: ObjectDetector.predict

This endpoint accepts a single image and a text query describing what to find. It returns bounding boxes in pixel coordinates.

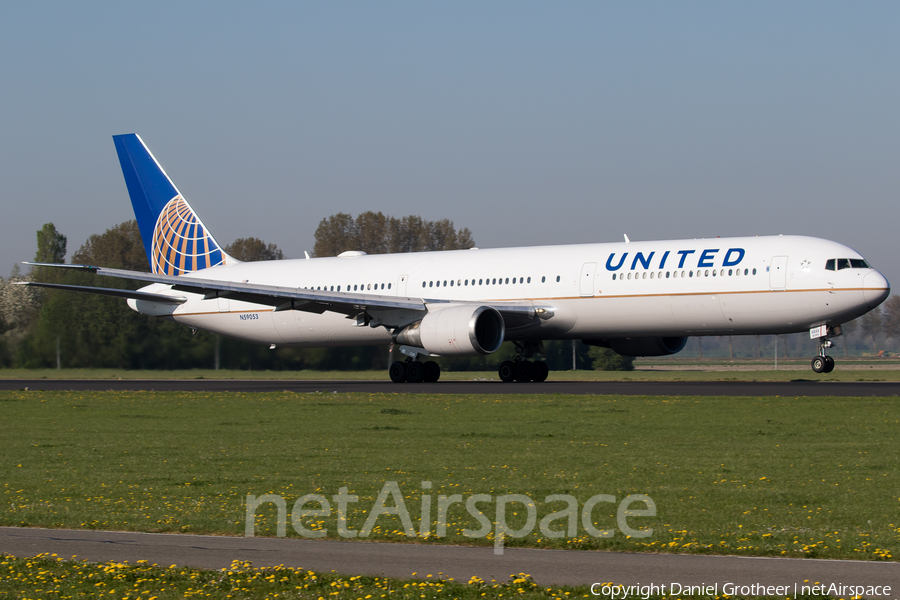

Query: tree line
[2,215,898,370]
[1,213,478,371]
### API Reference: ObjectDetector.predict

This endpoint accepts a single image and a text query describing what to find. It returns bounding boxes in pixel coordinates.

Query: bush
[589,347,634,371]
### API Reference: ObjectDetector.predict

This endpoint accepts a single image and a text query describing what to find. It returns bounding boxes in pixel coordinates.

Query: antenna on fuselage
[623,234,631,244]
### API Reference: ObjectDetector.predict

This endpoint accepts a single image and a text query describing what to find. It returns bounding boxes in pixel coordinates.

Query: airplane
[21,133,890,382]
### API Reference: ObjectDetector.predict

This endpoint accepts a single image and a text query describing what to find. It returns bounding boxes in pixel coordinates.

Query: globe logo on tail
[151,196,224,276]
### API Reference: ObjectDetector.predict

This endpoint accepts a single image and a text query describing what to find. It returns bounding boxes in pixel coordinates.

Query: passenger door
[580,262,597,297]
[769,256,788,289]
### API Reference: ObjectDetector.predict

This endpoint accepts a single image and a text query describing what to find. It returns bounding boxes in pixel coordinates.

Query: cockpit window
[828,258,871,270]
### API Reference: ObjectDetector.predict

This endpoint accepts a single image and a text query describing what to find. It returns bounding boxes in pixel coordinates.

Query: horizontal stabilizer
[15,281,187,304]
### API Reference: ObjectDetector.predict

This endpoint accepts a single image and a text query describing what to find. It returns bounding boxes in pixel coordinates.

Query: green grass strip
[0,553,847,600]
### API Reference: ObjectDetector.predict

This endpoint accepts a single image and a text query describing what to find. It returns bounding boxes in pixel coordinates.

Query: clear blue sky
[2,2,898,289]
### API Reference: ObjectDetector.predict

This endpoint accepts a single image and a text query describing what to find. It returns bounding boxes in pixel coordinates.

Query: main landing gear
[389,358,441,383]
[389,346,441,383]
[810,325,840,374]
[498,341,549,383]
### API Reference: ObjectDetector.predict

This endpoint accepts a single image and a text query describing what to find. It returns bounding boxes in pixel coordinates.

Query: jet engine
[583,336,688,357]
[393,305,505,357]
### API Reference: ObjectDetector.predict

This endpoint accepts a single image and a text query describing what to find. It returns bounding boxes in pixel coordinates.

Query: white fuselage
[129,234,889,348]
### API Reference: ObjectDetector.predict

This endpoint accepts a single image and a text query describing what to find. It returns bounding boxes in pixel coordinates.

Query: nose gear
[809,325,840,374]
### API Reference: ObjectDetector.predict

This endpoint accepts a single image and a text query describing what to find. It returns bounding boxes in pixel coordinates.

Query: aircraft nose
[863,270,890,309]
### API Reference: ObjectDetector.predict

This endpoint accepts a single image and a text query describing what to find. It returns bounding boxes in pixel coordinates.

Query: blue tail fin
[113,134,235,275]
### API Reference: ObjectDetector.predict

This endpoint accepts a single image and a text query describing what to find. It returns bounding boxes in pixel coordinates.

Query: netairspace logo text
[244,481,655,554]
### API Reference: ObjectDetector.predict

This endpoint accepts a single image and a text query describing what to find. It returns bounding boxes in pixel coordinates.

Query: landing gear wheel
[406,360,425,383]
[498,360,515,382]
[423,361,441,382]
[824,356,835,373]
[811,356,826,373]
[533,361,549,382]
[389,361,407,383]
[514,361,534,382]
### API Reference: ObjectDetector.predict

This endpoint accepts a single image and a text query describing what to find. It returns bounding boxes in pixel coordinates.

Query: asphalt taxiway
[1,379,899,396]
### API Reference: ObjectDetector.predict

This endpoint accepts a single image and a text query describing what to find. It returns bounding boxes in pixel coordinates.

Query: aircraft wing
[23,263,537,321]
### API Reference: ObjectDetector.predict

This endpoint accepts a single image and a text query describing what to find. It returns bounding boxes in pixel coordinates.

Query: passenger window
[613,274,617,280]
[752,268,757,275]
[479,279,483,285]
[450,280,454,287]
[642,272,647,279]
[337,286,341,291]
[689,271,693,278]
[527,277,531,283]
[650,272,654,279]
[627,273,632,280]
[422,282,426,288]
[388,283,391,289]
[429,281,433,288]
[556,276,560,282]
[542,276,546,283]
[728,269,732,276]
[666,272,670,279]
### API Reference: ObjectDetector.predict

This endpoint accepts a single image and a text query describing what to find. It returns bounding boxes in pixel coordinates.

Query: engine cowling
[394,305,505,357]
[583,336,688,357]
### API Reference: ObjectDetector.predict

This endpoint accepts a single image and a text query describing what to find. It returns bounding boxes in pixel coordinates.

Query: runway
[1,379,899,396]
[1,527,897,596]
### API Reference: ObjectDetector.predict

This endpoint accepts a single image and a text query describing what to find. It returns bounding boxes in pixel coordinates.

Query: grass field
[2,390,898,563]
[2,363,900,381]
[0,554,590,600]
